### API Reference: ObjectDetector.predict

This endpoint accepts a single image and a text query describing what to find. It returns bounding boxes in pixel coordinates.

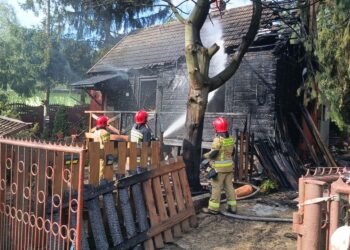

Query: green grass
[1,89,88,107]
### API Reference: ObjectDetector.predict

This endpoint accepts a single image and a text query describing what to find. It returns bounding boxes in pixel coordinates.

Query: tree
[0,12,48,97]
[21,0,170,46]
[0,2,96,106]
[166,0,262,191]
[314,0,350,131]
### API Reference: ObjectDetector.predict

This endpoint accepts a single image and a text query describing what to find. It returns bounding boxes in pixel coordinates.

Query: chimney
[211,0,226,12]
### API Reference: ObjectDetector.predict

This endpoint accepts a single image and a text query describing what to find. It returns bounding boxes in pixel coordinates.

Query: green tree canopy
[0,2,98,97]
[315,0,350,130]
[21,0,170,46]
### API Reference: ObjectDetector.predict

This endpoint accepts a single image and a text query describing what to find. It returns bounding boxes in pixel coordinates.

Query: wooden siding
[103,50,279,143]
[225,50,277,138]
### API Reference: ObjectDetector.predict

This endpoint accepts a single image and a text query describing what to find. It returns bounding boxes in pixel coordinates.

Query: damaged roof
[0,116,31,137]
[88,5,275,74]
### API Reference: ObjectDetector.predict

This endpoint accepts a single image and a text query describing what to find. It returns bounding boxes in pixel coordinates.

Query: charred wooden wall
[225,50,277,138]
[103,49,284,143]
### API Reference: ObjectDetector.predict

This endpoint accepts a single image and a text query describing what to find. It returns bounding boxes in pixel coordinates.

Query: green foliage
[260,179,279,194]
[0,92,18,118]
[15,123,40,139]
[53,106,69,136]
[0,2,98,102]
[314,0,350,131]
[0,17,48,96]
[21,0,170,46]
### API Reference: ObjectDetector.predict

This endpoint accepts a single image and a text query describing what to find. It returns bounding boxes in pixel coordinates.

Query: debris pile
[255,138,302,190]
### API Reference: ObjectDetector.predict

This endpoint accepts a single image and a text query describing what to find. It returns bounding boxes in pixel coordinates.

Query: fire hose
[220,210,293,223]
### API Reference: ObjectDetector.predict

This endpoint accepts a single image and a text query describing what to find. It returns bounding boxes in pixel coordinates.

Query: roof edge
[87,35,129,74]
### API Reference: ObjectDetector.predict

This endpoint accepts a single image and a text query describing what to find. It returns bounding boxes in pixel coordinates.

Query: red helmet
[96,115,108,128]
[213,117,228,133]
[135,110,148,125]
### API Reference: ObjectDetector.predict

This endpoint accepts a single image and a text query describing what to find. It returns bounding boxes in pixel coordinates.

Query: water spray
[163,19,228,138]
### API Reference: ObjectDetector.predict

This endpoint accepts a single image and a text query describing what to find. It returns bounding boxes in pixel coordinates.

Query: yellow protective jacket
[93,129,110,149]
[204,136,235,173]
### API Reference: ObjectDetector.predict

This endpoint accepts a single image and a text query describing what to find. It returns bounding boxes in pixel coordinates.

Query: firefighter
[93,115,110,181]
[202,116,237,214]
[130,110,153,143]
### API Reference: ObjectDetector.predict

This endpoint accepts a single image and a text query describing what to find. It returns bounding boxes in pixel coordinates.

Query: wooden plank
[234,129,239,180]
[160,162,182,237]
[140,144,154,249]
[53,151,63,194]
[142,180,164,248]
[117,161,184,188]
[117,142,127,175]
[239,132,244,181]
[171,169,191,232]
[147,208,195,238]
[103,141,115,180]
[244,133,249,181]
[177,157,198,228]
[301,107,337,168]
[150,141,173,242]
[141,142,149,168]
[150,141,160,169]
[290,113,320,165]
[88,142,100,186]
[129,142,137,172]
[111,231,148,250]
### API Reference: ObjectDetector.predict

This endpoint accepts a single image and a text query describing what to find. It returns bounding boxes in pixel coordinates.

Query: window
[138,78,157,111]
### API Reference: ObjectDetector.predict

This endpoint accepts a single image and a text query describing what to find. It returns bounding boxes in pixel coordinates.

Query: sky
[8,0,251,28]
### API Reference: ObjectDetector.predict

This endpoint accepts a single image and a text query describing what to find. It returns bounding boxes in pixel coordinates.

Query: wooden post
[88,142,100,186]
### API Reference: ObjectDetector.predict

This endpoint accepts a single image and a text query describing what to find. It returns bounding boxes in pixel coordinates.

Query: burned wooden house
[71,4,302,148]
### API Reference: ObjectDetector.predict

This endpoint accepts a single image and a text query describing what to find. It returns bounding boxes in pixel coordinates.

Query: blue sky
[8,0,251,28]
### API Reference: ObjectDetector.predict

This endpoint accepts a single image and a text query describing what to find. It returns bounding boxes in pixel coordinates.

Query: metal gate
[293,167,350,250]
[0,137,86,250]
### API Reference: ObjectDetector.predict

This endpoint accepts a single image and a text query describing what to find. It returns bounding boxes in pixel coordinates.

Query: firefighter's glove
[207,168,218,180]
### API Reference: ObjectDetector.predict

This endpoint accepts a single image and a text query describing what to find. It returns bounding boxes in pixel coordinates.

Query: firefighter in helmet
[130,110,153,143]
[93,115,110,181]
[202,116,237,214]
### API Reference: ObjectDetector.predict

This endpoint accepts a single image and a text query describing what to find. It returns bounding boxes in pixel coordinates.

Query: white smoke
[163,19,228,137]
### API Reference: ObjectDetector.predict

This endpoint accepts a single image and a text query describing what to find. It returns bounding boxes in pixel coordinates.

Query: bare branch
[208,43,220,59]
[209,0,263,91]
[162,0,186,24]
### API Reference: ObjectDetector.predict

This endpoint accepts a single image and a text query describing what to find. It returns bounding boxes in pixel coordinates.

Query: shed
[72,4,302,148]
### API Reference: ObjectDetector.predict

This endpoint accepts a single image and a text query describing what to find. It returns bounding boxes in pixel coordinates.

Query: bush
[260,179,279,194]
[53,106,69,136]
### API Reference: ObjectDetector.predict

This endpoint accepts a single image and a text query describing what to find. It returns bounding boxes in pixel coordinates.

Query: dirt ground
[164,192,298,250]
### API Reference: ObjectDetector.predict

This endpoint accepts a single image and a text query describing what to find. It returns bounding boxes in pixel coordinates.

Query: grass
[1,89,88,107]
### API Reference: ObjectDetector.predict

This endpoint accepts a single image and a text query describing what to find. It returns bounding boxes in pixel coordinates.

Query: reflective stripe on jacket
[93,129,110,149]
[211,136,235,173]
[130,128,144,143]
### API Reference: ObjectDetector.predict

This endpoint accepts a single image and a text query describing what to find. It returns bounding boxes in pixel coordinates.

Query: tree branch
[208,43,220,59]
[162,0,186,24]
[209,0,263,91]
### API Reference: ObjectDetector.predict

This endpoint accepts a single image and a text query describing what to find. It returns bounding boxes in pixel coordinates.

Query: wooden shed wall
[225,50,277,138]
[103,49,278,142]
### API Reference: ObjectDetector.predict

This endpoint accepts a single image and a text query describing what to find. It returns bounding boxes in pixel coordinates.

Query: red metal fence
[0,138,197,250]
[293,167,350,250]
[0,137,86,250]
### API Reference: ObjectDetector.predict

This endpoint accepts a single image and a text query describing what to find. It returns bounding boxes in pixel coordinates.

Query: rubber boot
[227,206,237,214]
[202,207,219,215]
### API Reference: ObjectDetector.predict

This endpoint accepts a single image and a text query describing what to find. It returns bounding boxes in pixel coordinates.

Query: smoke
[163,19,228,137]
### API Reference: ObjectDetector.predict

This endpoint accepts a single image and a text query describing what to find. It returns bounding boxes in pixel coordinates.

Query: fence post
[302,180,325,250]
[76,150,86,250]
